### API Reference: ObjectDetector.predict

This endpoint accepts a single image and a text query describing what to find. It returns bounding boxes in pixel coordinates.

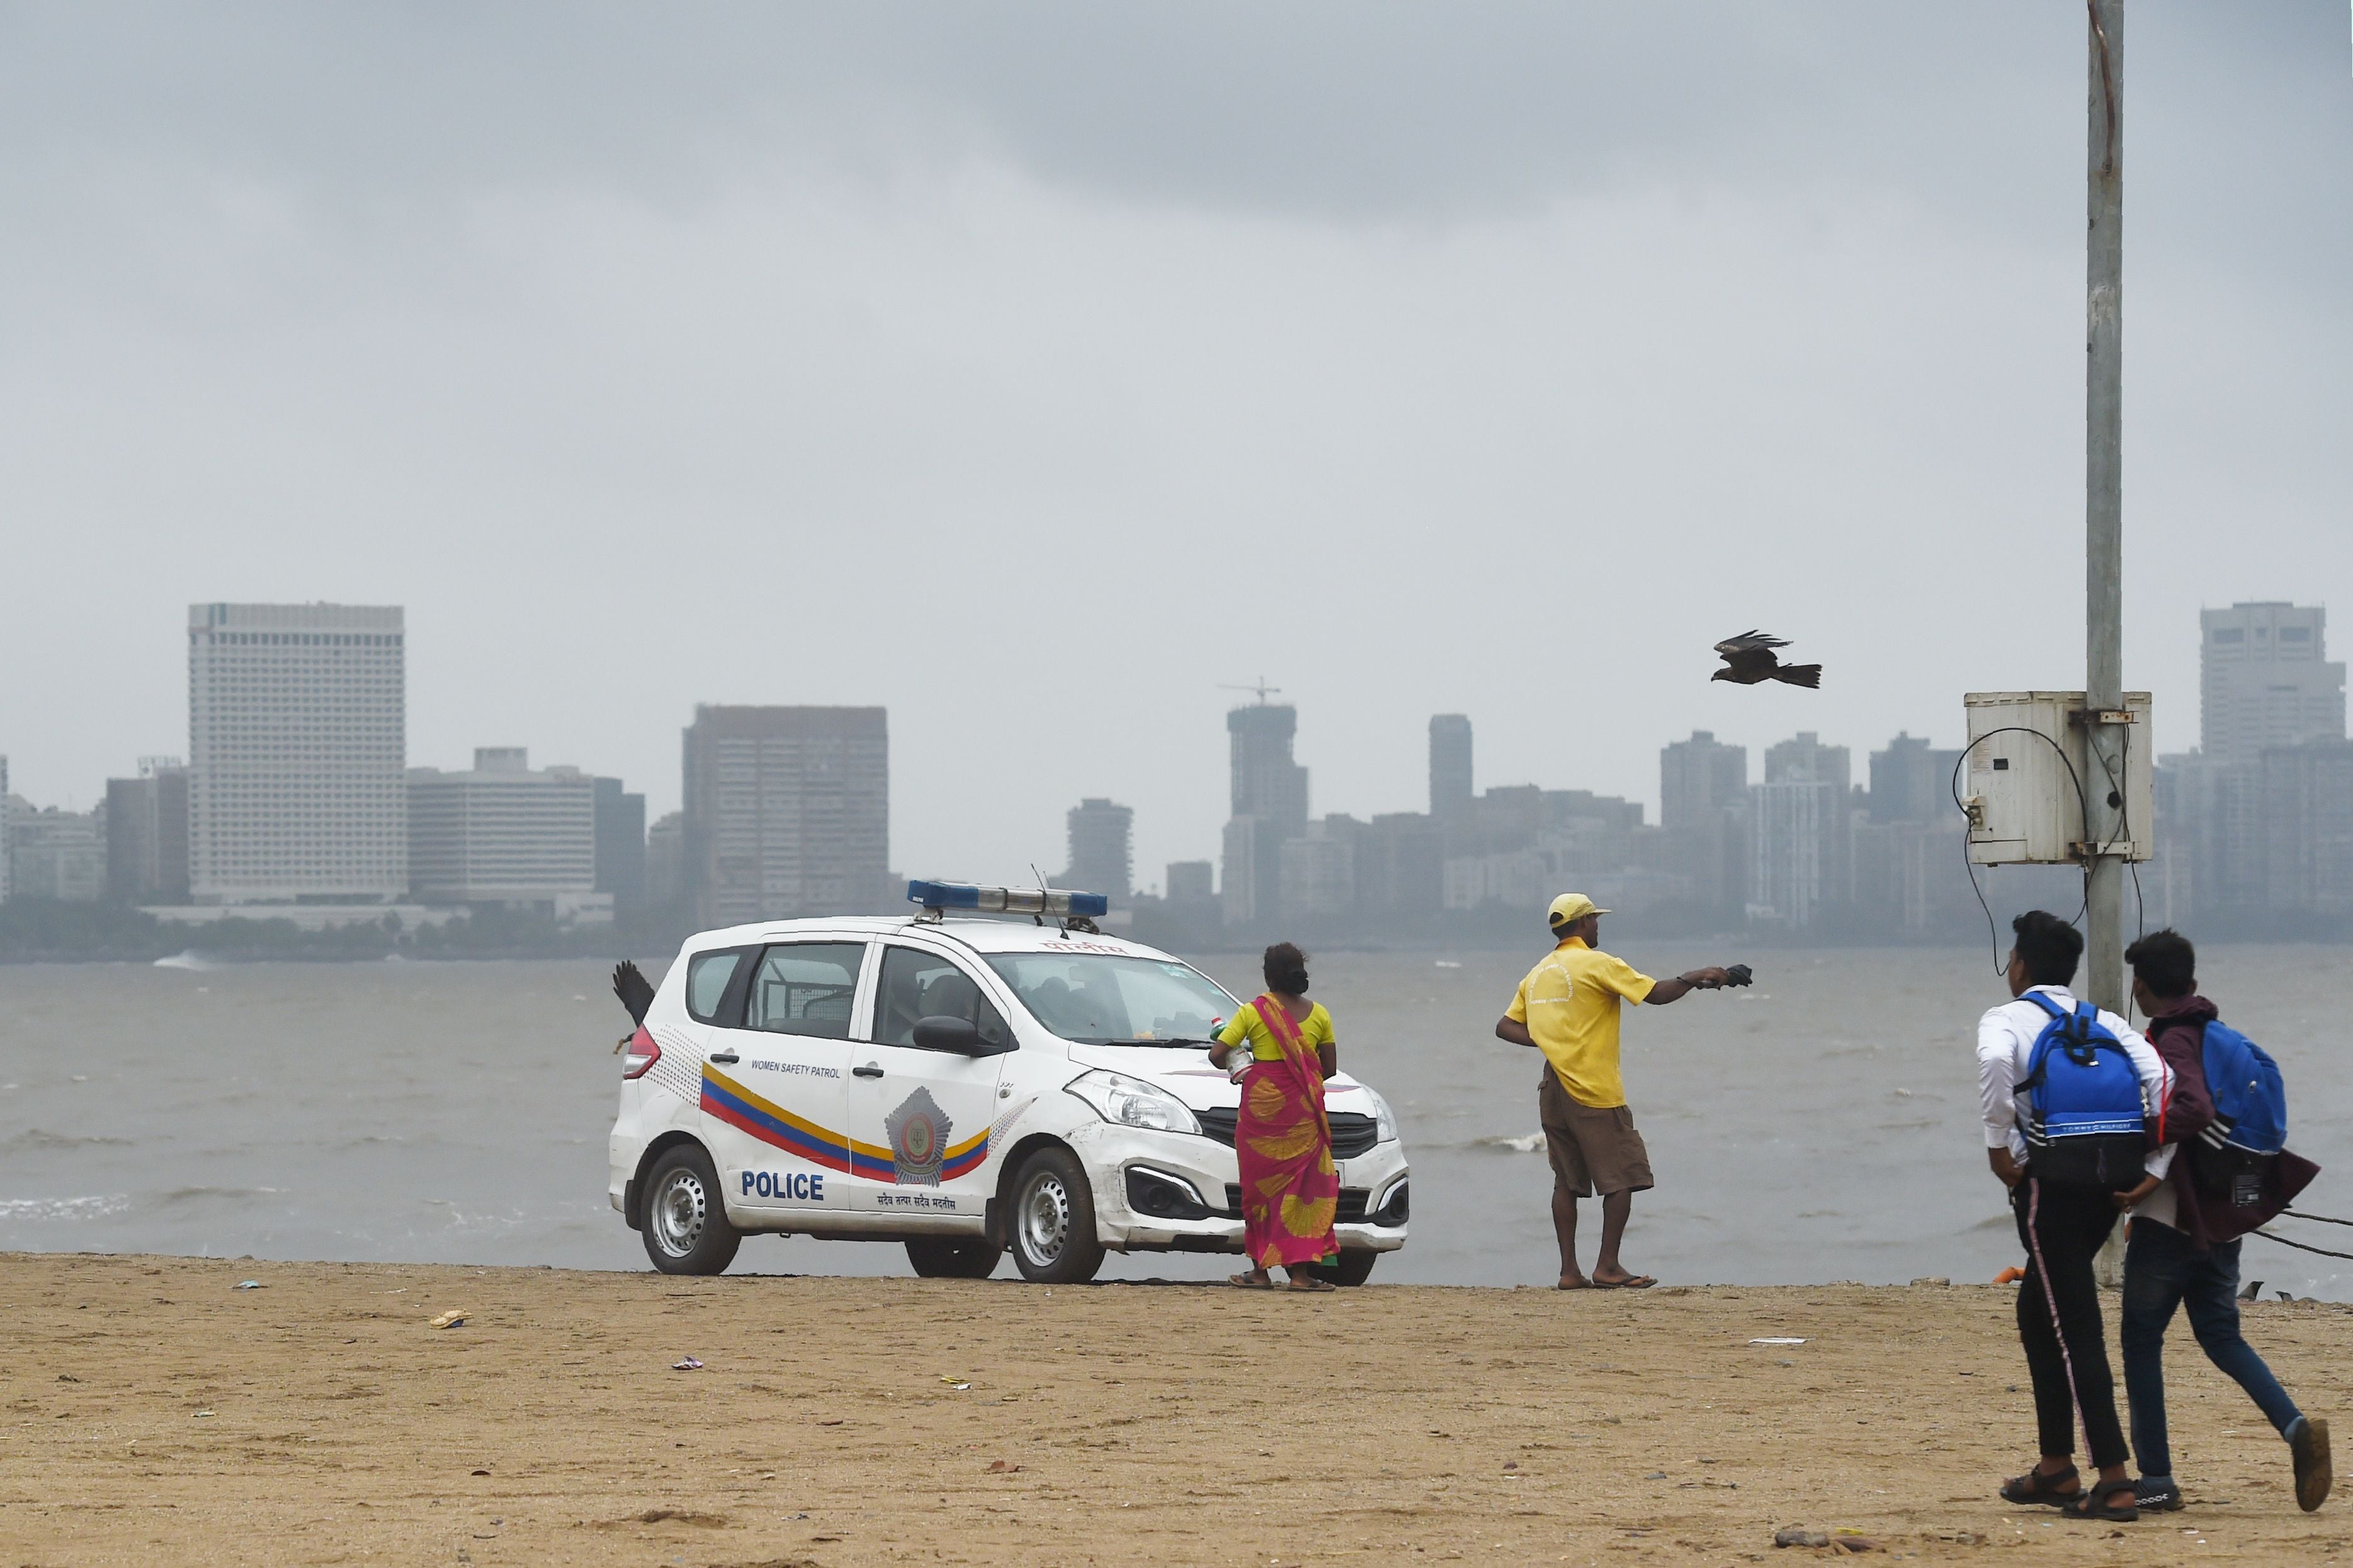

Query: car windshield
[984,953,1236,1046]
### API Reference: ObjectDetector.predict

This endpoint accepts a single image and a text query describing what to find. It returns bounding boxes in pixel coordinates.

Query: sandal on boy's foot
[1999,1464,2079,1506]
[2290,1416,2333,1513]
[2134,1476,2183,1513]
[2059,1484,2139,1523]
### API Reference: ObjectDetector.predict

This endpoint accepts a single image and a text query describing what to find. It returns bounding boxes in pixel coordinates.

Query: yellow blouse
[1216,1000,1335,1063]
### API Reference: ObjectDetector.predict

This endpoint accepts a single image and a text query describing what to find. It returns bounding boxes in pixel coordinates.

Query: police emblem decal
[883,1086,951,1187]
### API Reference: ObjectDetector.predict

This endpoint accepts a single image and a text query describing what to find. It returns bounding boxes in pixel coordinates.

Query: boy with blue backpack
[2114,929,2329,1514]
[1978,911,2172,1523]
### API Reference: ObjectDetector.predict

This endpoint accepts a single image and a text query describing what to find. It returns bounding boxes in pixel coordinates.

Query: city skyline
[4,7,2347,891]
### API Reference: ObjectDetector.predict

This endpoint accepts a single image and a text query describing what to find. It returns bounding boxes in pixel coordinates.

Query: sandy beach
[3,1253,2345,1566]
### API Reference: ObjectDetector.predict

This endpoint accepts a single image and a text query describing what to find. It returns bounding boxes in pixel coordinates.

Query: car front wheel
[1007,1147,1106,1284]
[641,1144,742,1276]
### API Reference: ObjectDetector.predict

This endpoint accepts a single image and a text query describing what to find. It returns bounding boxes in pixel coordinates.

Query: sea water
[2,944,2345,1295]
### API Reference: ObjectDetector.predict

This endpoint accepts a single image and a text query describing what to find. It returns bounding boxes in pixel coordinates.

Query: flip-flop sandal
[2000,1464,2080,1506]
[1286,1277,1336,1292]
[1228,1272,1274,1289]
[1592,1275,1657,1290]
[2060,1486,2138,1523]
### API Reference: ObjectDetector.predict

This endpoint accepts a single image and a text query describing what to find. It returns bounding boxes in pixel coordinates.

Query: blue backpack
[2016,992,2148,1192]
[2193,1020,2288,1209]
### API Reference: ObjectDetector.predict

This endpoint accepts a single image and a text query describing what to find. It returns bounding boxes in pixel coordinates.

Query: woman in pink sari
[1209,943,1341,1291]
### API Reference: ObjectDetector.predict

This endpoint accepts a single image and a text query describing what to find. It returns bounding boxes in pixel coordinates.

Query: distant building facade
[105,757,191,903]
[407,748,601,917]
[1164,860,1215,905]
[593,777,647,914]
[1428,714,1473,824]
[2201,602,2345,767]
[1220,703,1308,925]
[0,756,10,903]
[9,803,106,902]
[683,705,890,927]
[187,602,407,903]
[645,811,687,912]
[1061,798,1134,901]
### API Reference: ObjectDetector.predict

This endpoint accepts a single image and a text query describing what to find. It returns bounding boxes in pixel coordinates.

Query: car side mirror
[912,1015,1006,1056]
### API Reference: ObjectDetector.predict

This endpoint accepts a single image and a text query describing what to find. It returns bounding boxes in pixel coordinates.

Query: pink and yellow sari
[1235,994,1339,1270]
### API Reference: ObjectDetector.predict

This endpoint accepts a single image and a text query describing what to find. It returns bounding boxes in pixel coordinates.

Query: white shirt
[1976,984,2173,1181]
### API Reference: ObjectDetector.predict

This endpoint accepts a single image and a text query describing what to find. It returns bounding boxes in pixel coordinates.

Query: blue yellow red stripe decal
[700,1064,988,1183]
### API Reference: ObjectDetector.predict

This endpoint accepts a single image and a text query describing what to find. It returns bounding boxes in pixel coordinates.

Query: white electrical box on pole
[1959,691,2153,867]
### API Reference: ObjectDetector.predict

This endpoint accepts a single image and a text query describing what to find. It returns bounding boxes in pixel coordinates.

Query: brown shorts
[1538,1072,1654,1199]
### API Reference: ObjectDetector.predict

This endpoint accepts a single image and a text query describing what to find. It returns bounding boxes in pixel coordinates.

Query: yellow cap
[1547,892,1609,929]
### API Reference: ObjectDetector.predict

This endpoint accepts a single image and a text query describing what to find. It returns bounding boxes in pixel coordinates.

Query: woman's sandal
[2059,1484,2139,1523]
[1999,1464,2080,1506]
[1229,1272,1274,1289]
[1286,1276,1336,1292]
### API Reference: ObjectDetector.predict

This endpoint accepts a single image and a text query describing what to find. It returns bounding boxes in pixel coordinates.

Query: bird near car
[1711,631,1822,688]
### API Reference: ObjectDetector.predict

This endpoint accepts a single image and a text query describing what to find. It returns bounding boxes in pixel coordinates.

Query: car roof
[679,915,1185,965]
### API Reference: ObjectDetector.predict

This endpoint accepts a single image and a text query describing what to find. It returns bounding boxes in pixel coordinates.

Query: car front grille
[1225,1186,1373,1223]
[1196,1107,1379,1161]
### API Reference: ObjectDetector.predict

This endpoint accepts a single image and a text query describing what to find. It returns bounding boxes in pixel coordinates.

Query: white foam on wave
[152,951,219,971]
[0,1194,132,1222]
[1472,1132,1548,1154]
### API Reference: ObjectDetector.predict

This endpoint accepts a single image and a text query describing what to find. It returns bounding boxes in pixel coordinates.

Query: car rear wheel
[1007,1146,1106,1284]
[1303,1249,1378,1287]
[641,1144,741,1276]
[905,1238,1002,1279]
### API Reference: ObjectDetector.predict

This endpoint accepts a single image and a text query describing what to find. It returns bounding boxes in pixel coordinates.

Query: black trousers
[2011,1175,2128,1470]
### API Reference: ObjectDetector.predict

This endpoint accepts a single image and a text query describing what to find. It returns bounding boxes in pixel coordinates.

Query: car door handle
[708,1051,740,1065]
[853,1063,885,1078]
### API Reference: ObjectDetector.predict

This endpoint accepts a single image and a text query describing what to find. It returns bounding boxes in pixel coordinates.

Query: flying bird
[1711,631,1822,689]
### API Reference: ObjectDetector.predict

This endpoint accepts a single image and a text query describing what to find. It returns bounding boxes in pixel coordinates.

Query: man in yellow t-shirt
[1495,893,1733,1290]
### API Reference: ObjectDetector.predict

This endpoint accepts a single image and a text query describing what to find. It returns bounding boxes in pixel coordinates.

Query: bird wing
[1714,630,1791,656]
[612,961,656,1026]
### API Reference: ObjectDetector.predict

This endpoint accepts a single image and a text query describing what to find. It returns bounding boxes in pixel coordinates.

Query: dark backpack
[2192,1019,2288,1209]
[2016,992,2148,1192]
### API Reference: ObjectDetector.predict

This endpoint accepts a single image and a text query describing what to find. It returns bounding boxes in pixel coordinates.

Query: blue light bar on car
[907,879,1109,918]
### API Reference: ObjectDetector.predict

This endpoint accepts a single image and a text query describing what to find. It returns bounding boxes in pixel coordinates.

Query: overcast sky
[3,3,2348,890]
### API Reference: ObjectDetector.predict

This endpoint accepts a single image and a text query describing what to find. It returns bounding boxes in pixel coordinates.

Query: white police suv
[608,880,1410,1284]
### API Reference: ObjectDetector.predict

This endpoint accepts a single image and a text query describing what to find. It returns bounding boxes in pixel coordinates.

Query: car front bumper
[1070,1120,1409,1255]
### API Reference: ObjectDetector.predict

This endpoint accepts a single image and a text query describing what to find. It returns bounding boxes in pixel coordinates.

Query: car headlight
[1065,1069,1201,1134]
[1364,1086,1400,1144]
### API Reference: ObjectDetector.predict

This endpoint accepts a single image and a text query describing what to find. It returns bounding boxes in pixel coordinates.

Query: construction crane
[1218,678,1283,705]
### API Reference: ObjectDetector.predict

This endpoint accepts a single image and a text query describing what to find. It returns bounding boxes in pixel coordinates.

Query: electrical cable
[2281,1209,2353,1230]
[2250,1228,2353,1263]
[1949,728,2095,974]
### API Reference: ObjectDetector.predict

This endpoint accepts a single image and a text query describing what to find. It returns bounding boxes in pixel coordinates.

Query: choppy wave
[0,1194,132,1221]
[152,951,220,971]
[5,1129,135,1150]
[1471,1132,1546,1154]
[158,1186,284,1205]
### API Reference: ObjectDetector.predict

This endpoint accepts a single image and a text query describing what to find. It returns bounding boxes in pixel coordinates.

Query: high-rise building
[683,705,890,927]
[1279,820,1356,916]
[0,756,11,903]
[594,777,647,913]
[9,804,106,902]
[1429,714,1473,824]
[1748,779,1834,929]
[187,602,407,903]
[1220,702,1308,927]
[407,748,599,911]
[645,811,687,912]
[1659,732,1747,831]
[1868,733,1961,824]
[1764,732,1851,792]
[2259,739,2353,921]
[1061,798,1134,901]
[105,757,190,904]
[2201,602,2347,766]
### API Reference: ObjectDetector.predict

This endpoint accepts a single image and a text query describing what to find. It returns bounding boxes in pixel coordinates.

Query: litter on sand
[941,1375,973,1390]
[234,1280,264,1290]
[672,1357,704,1371]
[1749,1337,1806,1346]
[428,1310,468,1329]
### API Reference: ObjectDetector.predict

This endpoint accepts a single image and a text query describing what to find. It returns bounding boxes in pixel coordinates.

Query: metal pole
[2084,0,2127,1017]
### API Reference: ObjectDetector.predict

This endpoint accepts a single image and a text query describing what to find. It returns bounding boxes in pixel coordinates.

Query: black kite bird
[1711,631,1822,689]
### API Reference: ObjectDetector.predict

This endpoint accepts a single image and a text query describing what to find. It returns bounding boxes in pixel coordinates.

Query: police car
[608,880,1410,1284]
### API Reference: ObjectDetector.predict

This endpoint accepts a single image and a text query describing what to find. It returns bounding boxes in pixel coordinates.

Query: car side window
[874,947,1012,1052]
[744,943,865,1039]
[684,949,749,1024]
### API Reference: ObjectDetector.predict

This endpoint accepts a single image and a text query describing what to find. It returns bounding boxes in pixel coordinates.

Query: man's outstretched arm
[1643,969,1731,1005]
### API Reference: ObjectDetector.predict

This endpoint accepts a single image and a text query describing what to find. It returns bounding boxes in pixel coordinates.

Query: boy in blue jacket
[2116,929,2328,1514]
